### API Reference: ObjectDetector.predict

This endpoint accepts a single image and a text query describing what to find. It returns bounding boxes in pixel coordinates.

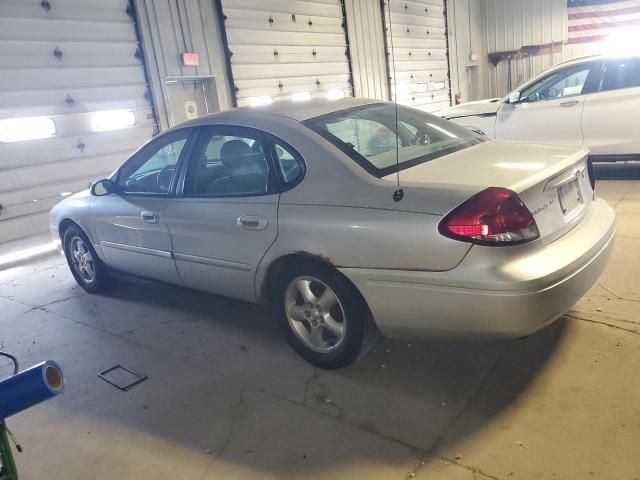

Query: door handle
[559,100,579,107]
[237,215,267,230]
[140,210,159,224]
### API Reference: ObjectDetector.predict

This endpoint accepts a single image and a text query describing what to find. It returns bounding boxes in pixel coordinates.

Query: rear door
[92,128,192,284]
[495,62,601,147]
[581,57,640,157]
[164,126,285,302]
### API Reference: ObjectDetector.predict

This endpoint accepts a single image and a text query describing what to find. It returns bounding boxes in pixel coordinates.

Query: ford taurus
[50,98,616,368]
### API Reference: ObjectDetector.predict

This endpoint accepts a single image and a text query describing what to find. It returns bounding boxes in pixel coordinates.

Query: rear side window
[601,59,640,92]
[273,141,303,184]
[183,129,271,197]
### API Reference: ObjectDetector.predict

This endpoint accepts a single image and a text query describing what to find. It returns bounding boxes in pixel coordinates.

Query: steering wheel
[547,86,562,99]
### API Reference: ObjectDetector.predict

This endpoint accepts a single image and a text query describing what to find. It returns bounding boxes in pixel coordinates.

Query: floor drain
[97,365,148,391]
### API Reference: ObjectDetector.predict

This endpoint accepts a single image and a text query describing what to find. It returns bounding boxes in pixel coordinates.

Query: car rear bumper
[340,198,616,340]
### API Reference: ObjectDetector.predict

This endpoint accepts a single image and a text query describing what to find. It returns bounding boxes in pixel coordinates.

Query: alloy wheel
[70,237,95,283]
[284,276,347,353]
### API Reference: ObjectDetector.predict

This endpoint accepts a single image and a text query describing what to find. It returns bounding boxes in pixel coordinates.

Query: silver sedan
[50,98,616,368]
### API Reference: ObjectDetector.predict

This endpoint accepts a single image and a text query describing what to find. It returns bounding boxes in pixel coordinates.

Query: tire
[275,260,373,369]
[62,225,110,293]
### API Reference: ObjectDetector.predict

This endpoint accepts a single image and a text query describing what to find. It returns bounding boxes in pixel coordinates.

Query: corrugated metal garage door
[383,0,451,113]
[219,0,353,107]
[0,0,155,249]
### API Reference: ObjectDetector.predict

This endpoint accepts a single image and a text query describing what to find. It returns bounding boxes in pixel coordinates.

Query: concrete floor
[1,165,639,480]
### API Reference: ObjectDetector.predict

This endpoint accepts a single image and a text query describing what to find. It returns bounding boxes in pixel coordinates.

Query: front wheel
[276,262,374,369]
[63,225,110,293]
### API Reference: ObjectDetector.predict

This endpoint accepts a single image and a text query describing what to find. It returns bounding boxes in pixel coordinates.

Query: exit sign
[182,52,199,66]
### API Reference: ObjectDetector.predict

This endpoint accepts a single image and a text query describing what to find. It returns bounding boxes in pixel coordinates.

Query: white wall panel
[135,0,232,130]
[220,0,353,106]
[344,0,389,100]
[447,0,491,102]
[0,85,151,118]
[0,0,155,246]
[383,0,451,113]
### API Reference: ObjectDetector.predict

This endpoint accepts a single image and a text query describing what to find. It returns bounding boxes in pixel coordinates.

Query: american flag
[568,0,640,44]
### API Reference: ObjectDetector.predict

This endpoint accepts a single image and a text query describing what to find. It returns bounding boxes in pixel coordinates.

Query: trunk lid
[384,141,593,243]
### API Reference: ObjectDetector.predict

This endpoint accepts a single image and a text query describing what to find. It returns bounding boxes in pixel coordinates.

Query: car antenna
[387,0,404,202]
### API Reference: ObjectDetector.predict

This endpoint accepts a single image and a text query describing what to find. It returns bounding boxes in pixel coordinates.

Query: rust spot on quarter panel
[294,250,339,267]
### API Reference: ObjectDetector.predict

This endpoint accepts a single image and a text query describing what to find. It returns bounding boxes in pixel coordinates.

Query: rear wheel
[63,225,110,293]
[275,261,373,369]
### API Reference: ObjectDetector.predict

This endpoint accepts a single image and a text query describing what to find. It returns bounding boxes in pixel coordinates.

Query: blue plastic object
[0,361,64,421]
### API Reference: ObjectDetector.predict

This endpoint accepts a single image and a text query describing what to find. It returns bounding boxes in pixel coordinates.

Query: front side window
[520,65,593,103]
[183,129,271,197]
[305,103,484,177]
[601,58,640,91]
[118,129,190,194]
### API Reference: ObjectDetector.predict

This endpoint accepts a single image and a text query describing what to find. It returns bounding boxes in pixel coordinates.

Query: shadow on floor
[31,270,569,476]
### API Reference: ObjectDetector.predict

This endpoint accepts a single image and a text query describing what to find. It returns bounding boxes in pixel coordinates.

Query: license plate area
[557,179,583,215]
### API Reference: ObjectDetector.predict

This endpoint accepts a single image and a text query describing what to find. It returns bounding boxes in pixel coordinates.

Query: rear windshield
[304,103,485,178]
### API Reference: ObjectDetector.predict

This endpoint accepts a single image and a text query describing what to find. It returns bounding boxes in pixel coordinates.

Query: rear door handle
[559,100,579,107]
[140,210,159,224]
[237,215,267,230]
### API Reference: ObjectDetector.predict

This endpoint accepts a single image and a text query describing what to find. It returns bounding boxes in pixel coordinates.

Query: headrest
[220,140,252,168]
[220,139,268,175]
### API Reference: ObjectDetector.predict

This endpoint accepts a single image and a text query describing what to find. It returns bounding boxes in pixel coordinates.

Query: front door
[164,126,280,302]
[582,57,640,156]
[495,62,600,147]
[92,128,192,284]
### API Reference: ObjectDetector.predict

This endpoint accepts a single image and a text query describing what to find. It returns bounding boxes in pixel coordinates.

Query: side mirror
[508,91,521,104]
[90,179,115,197]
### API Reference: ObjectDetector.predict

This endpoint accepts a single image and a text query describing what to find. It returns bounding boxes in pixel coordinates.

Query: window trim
[114,127,195,197]
[264,133,306,192]
[515,61,603,105]
[176,125,280,199]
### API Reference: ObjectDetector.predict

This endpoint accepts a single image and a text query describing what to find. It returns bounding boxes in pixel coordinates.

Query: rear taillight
[439,187,540,246]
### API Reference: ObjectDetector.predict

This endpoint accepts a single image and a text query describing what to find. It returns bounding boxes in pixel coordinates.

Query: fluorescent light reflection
[495,162,545,170]
[248,96,273,107]
[0,117,56,143]
[292,92,312,102]
[327,89,346,100]
[91,110,136,132]
[0,242,58,268]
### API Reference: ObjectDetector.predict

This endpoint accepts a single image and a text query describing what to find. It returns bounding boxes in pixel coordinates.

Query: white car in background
[440,55,640,161]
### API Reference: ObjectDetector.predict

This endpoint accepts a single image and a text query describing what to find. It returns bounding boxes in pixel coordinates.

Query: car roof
[553,53,640,68]
[242,96,379,121]
[174,97,381,131]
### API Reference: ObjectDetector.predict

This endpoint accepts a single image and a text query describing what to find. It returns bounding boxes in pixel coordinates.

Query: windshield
[304,103,485,178]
